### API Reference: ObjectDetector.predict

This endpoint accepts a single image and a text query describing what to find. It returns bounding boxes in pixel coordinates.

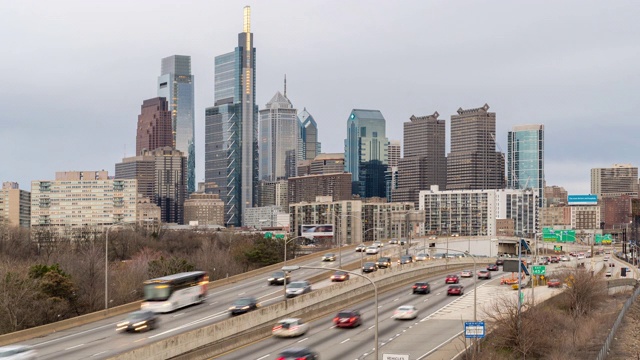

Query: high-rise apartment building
[388,140,401,168]
[507,124,545,207]
[288,173,353,204]
[299,108,320,161]
[183,192,225,226]
[392,112,447,207]
[447,104,505,190]
[205,6,258,227]
[158,55,195,193]
[344,109,389,198]
[136,97,173,155]
[258,180,288,211]
[259,91,298,181]
[0,182,30,228]
[31,171,137,234]
[591,164,639,198]
[310,153,345,175]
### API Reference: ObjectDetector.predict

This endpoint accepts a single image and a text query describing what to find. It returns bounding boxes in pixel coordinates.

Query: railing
[596,284,640,360]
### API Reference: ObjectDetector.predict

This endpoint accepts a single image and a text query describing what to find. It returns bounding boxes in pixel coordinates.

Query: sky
[2,0,639,195]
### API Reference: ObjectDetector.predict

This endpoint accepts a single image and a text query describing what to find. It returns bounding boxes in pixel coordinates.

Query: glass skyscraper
[205,6,258,227]
[344,109,389,198]
[259,91,298,181]
[298,108,320,161]
[507,124,544,207]
[158,55,195,194]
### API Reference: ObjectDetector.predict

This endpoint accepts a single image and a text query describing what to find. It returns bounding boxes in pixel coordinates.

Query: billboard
[301,224,334,238]
[542,228,576,242]
[567,194,598,205]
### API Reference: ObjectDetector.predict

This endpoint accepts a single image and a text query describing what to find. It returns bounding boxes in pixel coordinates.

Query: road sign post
[464,321,486,338]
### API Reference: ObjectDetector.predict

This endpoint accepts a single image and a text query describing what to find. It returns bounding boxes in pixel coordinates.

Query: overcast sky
[2,1,639,195]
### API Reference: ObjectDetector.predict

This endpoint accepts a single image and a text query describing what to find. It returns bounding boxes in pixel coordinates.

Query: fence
[596,277,640,359]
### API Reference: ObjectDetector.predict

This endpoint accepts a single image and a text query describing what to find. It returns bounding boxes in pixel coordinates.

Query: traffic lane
[214,271,483,360]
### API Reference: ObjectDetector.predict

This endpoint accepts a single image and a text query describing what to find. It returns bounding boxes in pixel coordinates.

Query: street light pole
[105,222,135,314]
[283,235,307,309]
[361,228,383,269]
[283,265,379,360]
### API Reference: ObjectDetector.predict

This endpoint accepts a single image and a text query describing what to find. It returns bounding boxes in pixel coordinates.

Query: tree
[147,255,195,278]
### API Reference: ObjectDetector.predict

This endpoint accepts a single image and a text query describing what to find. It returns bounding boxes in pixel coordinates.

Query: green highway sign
[275,234,285,239]
[532,265,546,276]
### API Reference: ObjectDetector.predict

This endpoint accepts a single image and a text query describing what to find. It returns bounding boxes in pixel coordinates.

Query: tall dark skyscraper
[298,108,320,161]
[447,104,505,190]
[158,55,195,194]
[136,97,172,156]
[205,6,258,227]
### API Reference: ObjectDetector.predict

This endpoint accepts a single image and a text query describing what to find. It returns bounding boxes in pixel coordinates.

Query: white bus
[141,271,209,313]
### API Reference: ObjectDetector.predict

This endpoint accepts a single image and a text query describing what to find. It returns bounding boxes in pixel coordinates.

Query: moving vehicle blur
[447,285,464,296]
[333,310,362,328]
[362,262,377,273]
[116,310,158,332]
[267,271,290,285]
[330,271,350,282]
[0,345,37,360]
[445,274,460,284]
[412,281,431,294]
[286,281,312,298]
[275,347,319,360]
[228,297,259,315]
[321,253,336,262]
[393,305,418,320]
[272,318,309,338]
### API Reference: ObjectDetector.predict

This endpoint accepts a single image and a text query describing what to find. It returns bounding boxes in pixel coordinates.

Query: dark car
[549,256,559,263]
[487,264,499,271]
[447,285,464,296]
[330,271,350,282]
[276,347,319,360]
[398,255,414,265]
[333,310,362,328]
[267,271,291,285]
[445,274,460,284]
[228,297,259,316]
[495,258,505,266]
[362,262,377,273]
[477,270,492,279]
[376,257,392,269]
[412,281,431,294]
[116,310,158,332]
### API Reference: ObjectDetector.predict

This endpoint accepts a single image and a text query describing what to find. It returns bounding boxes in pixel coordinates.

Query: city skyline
[2,1,639,195]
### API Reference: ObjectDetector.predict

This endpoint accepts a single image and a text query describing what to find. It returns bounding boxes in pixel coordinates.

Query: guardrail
[108,259,475,360]
[597,284,640,360]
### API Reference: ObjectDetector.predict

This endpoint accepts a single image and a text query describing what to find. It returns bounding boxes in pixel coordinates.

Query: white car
[389,239,399,244]
[577,254,585,260]
[365,246,379,255]
[560,255,570,262]
[460,270,473,278]
[285,281,312,298]
[415,253,429,261]
[393,305,418,320]
[372,241,384,248]
[272,318,309,338]
[0,345,37,360]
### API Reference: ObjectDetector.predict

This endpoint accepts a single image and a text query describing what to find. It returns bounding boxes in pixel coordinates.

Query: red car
[330,271,350,282]
[547,278,562,288]
[447,285,464,296]
[333,310,362,328]
[445,274,460,284]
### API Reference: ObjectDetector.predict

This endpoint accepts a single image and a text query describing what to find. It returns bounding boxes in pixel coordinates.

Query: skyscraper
[205,6,258,227]
[388,140,401,168]
[259,91,298,181]
[136,97,172,155]
[158,55,195,193]
[447,104,505,190]
[344,109,389,198]
[392,112,447,207]
[591,164,639,198]
[299,108,320,161]
[507,124,545,207]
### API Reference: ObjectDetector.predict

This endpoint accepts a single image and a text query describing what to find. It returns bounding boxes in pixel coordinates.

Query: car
[549,256,559,263]
[487,264,499,271]
[495,258,505,266]
[399,239,408,245]
[393,305,419,320]
[604,255,610,262]
[560,255,570,262]
[398,255,414,265]
[447,284,464,296]
[330,270,350,282]
[333,309,362,328]
[460,270,473,278]
[355,244,367,252]
[276,347,319,360]
[547,278,562,288]
[365,246,380,255]
[412,281,431,294]
[272,318,309,338]
[606,269,613,277]
[445,274,460,284]
[577,253,585,260]
[373,241,384,248]
[267,271,291,285]
[538,257,550,265]
[362,262,377,273]
[322,253,336,262]
[0,346,37,360]
[477,270,492,279]
[415,253,429,261]
[228,297,259,315]
[376,257,392,269]
[116,310,158,332]
[286,281,312,298]
[389,238,399,244]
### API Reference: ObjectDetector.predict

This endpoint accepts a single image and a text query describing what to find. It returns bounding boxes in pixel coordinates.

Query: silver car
[0,345,37,360]
[272,318,309,337]
[286,280,311,298]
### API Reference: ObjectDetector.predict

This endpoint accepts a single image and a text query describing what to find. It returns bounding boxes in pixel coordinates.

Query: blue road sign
[465,321,485,338]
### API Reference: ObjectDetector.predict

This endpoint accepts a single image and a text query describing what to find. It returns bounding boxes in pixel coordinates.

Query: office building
[259,91,298,181]
[591,164,639,198]
[205,6,258,227]
[136,194,162,231]
[289,198,363,246]
[299,108,320,161]
[183,192,225,226]
[544,185,568,208]
[344,109,389,198]
[310,153,345,175]
[0,182,30,228]
[388,140,401,167]
[158,55,195,193]
[245,205,288,230]
[392,112,447,207]
[507,124,545,207]
[288,173,353,204]
[258,180,288,211]
[31,171,137,234]
[447,104,505,190]
[136,97,173,155]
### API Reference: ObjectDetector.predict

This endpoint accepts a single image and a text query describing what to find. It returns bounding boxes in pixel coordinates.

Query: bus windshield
[144,284,171,301]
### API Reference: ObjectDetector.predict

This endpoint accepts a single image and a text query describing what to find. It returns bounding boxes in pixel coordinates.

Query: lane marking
[341,338,350,344]
[91,351,107,357]
[297,337,308,343]
[65,344,84,350]
[256,354,270,360]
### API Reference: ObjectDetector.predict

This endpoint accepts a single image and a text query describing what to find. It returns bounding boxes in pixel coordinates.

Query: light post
[361,228,383,268]
[105,221,135,314]
[325,212,360,269]
[282,235,307,309]
[283,264,379,360]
